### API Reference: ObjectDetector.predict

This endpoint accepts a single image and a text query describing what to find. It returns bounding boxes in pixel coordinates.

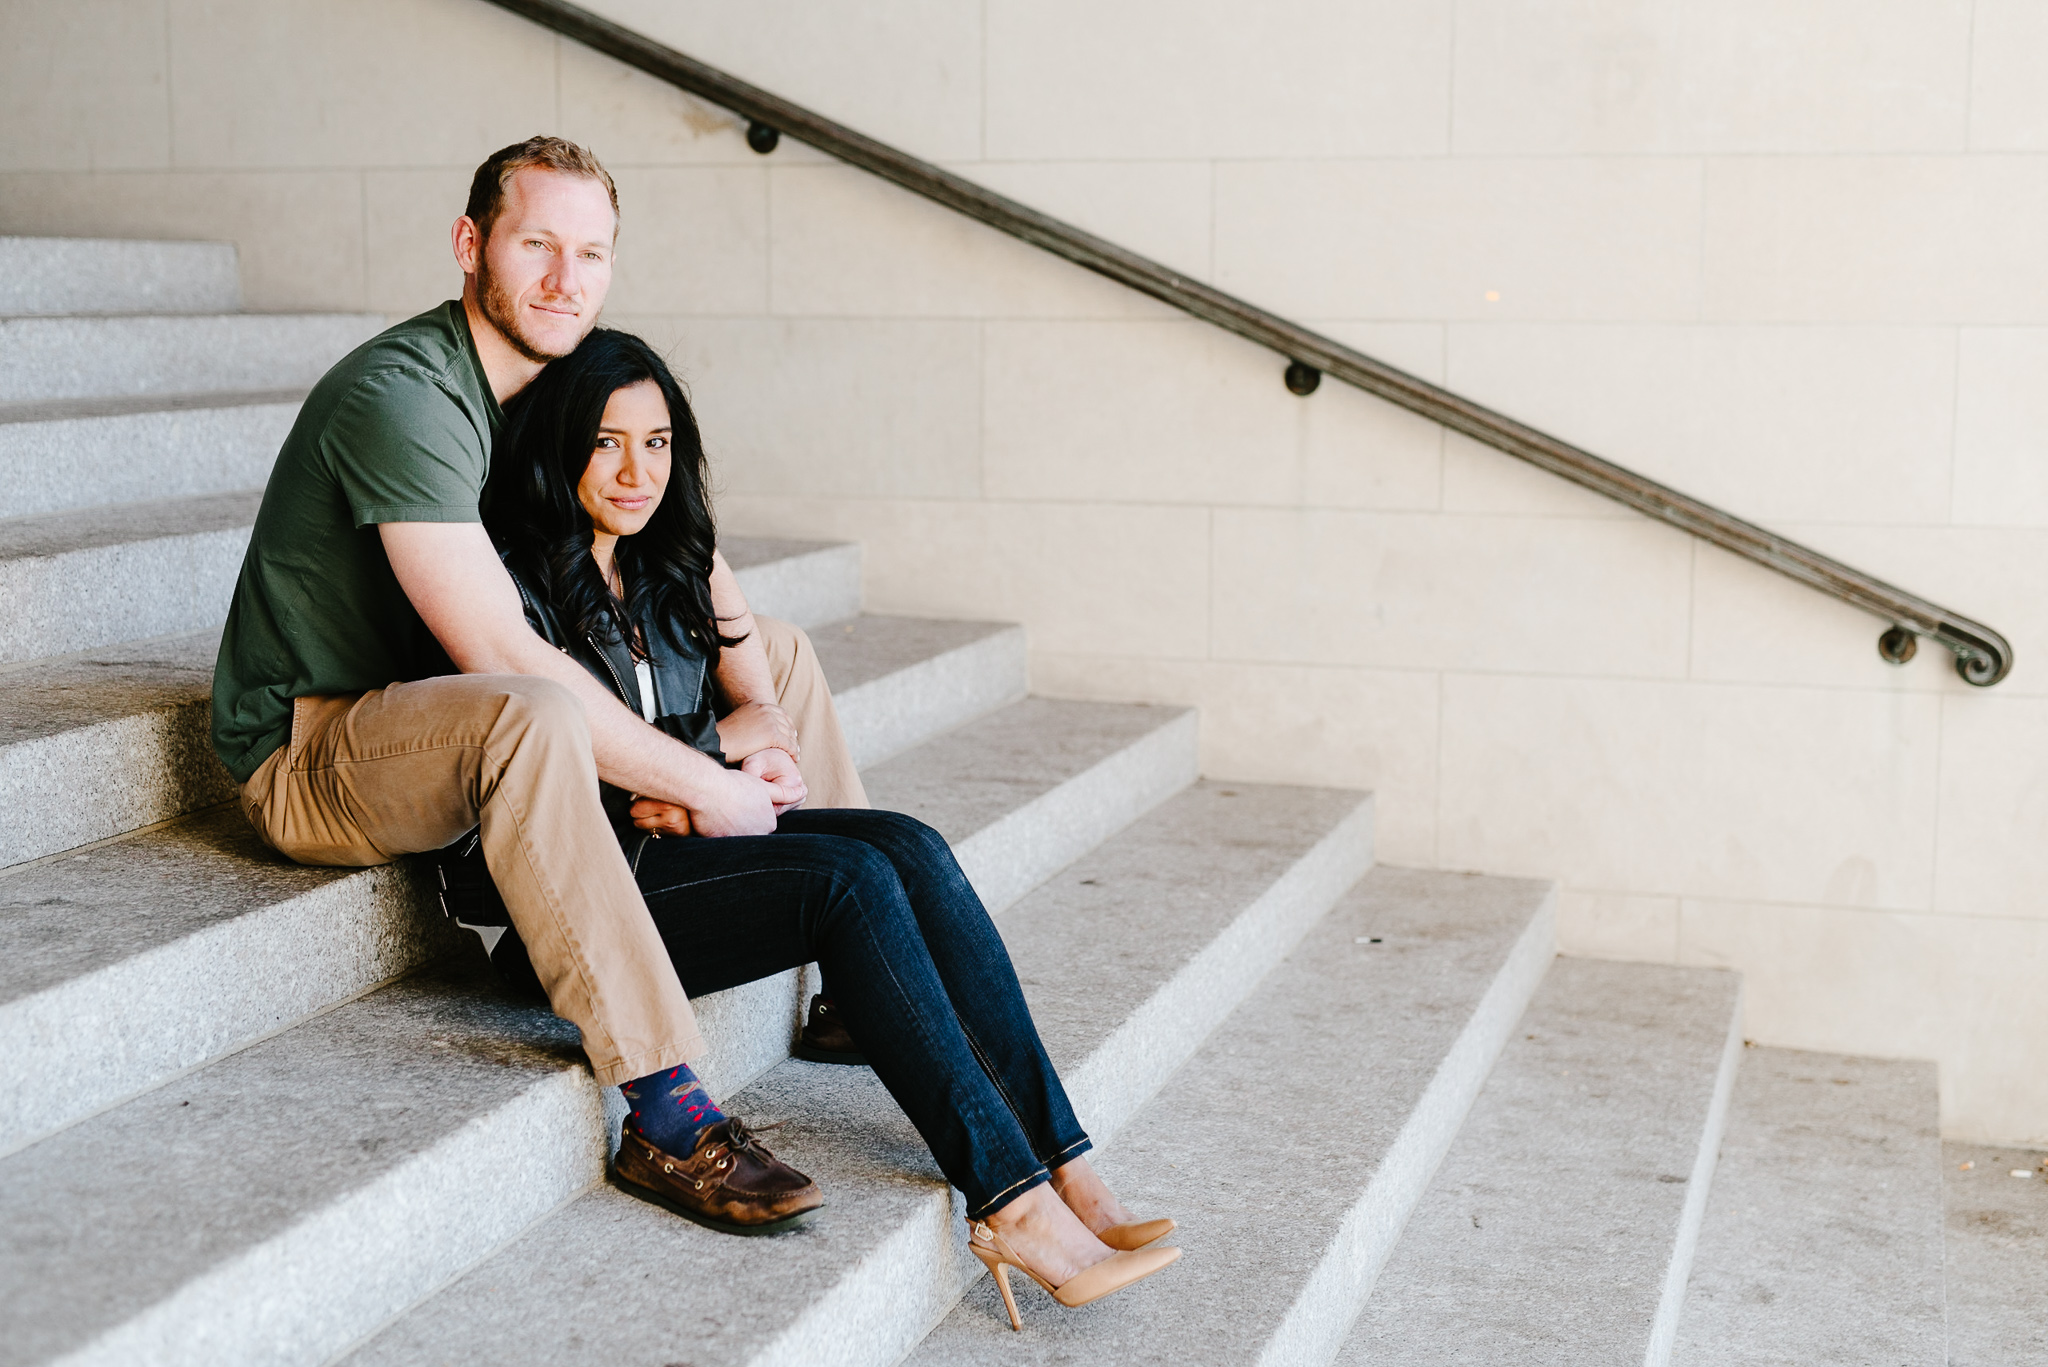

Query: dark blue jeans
[629,808,1090,1218]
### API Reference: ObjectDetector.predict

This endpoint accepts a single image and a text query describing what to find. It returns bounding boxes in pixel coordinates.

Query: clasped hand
[717,700,800,763]
[629,746,806,838]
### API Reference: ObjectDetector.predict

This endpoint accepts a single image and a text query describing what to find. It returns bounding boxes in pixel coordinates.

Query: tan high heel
[1098,1216,1177,1251]
[966,1219,1180,1331]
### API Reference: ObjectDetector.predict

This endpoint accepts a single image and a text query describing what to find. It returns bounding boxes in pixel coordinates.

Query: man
[213,136,824,1232]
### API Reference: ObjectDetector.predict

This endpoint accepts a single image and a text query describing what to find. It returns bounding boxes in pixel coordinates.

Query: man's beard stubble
[474,252,591,365]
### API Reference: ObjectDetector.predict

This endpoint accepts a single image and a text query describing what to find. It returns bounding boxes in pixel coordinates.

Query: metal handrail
[486,0,2013,686]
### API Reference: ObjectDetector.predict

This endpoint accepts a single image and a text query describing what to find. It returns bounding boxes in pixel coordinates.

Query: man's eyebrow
[505,227,611,250]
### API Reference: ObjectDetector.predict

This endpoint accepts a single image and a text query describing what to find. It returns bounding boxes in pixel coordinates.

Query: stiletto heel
[983,1253,1025,1331]
[966,1219,1180,1331]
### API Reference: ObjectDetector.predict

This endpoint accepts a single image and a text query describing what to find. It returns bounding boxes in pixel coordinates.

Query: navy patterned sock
[621,1062,726,1156]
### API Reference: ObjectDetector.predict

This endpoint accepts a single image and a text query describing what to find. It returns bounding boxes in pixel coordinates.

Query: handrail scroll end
[484,0,2020,696]
[1935,621,2013,687]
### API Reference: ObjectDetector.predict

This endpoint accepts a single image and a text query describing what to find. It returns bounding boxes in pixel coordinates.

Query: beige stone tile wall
[4,0,2044,1144]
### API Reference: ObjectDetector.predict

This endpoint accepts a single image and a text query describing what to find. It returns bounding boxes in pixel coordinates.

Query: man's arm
[709,549,801,762]
[379,522,797,835]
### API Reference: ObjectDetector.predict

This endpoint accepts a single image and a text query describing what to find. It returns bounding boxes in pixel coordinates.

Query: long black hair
[484,328,739,659]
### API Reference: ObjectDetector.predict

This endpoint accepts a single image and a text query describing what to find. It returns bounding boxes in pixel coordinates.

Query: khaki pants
[761,616,868,810]
[239,615,861,1086]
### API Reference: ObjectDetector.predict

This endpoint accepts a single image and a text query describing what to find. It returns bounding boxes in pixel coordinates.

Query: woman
[481,327,1178,1329]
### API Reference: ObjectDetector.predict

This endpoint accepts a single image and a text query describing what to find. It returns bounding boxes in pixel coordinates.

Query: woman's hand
[741,747,807,815]
[631,754,805,836]
[628,797,695,837]
[718,700,801,763]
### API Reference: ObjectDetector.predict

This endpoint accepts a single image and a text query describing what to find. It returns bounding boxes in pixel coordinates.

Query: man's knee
[487,674,585,731]
[464,674,593,771]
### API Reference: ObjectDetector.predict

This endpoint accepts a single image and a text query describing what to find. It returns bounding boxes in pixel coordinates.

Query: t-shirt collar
[450,299,507,434]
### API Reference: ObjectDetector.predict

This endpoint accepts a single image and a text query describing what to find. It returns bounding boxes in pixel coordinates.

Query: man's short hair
[464,136,619,243]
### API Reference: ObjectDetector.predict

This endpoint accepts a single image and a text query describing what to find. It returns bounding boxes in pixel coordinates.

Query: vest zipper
[587,632,634,709]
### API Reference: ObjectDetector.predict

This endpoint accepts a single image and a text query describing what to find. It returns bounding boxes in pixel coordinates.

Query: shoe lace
[722,1116,787,1157]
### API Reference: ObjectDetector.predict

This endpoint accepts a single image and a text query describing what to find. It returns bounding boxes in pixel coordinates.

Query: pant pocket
[251,695,390,868]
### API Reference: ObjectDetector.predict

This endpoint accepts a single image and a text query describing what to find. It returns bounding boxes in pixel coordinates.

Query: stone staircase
[0,235,2032,1367]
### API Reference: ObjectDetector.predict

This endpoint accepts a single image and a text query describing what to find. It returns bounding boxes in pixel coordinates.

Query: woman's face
[578,379,672,539]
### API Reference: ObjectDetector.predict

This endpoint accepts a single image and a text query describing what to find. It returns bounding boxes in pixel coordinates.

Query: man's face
[469,168,616,363]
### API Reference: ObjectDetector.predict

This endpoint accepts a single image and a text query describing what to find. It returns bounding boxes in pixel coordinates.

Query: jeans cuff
[1042,1134,1093,1167]
[968,1165,1051,1220]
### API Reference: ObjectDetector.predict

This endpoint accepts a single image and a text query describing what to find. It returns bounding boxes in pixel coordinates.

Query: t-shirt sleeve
[323,368,490,527]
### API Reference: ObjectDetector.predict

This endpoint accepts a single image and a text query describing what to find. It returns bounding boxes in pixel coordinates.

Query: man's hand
[379,521,755,825]
[630,759,802,838]
[718,700,800,763]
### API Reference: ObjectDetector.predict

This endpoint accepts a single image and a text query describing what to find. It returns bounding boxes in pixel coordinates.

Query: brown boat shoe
[794,994,867,1065]
[612,1116,824,1235]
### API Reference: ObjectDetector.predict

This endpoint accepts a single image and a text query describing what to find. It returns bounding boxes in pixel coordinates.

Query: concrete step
[1944,1139,2048,1367]
[0,807,457,1162]
[1672,1048,1946,1367]
[0,538,868,866]
[0,510,861,674]
[0,696,1186,1160]
[810,615,1027,770]
[0,491,258,666]
[337,780,1376,1367]
[0,236,241,317]
[1338,958,1743,1367]
[0,312,381,406]
[726,536,864,631]
[0,608,1013,871]
[911,865,1555,1366]
[0,965,602,1367]
[864,695,1197,915]
[0,630,228,869]
[1,723,1237,1367]
[0,391,301,520]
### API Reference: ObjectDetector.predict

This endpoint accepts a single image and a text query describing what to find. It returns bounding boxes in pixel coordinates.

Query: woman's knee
[864,810,958,870]
[804,837,915,937]
[837,837,907,900]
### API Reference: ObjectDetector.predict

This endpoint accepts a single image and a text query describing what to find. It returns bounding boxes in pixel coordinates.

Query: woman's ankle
[981,1182,1111,1281]
[1047,1157,1134,1233]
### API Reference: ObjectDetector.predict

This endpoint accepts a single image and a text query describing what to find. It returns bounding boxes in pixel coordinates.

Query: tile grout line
[1927,689,1950,926]
[1945,325,1963,524]
[1963,0,1980,153]
[1444,0,1459,155]
[1684,536,1698,680]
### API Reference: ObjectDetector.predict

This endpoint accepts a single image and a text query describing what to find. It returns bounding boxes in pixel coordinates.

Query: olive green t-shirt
[212,301,504,783]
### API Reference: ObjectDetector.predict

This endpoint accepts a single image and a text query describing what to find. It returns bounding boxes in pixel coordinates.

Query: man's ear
[452,215,482,276]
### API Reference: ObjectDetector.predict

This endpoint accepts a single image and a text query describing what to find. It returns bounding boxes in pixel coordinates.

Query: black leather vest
[430,562,727,951]
[502,560,728,851]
